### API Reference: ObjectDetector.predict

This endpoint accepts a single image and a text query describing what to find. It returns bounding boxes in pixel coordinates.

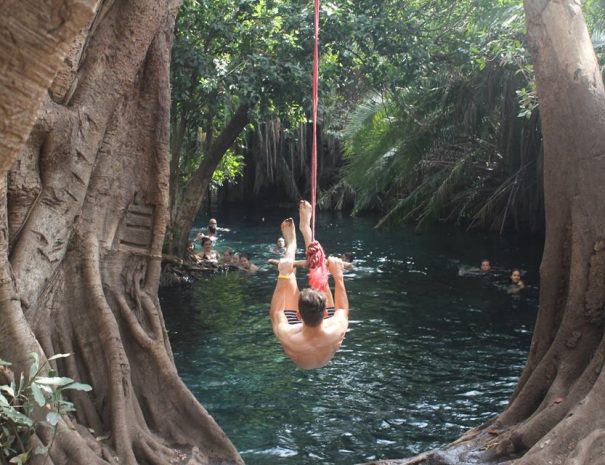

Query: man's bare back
[270,202,350,370]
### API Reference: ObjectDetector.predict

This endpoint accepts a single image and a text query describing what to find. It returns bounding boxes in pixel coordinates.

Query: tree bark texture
[0,0,95,173]
[487,1,605,462]
[367,1,605,464]
[1,1,243,464]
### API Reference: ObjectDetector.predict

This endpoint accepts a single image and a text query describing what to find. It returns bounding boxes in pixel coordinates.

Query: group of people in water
[477,258,526,292]
[186,218,290,273]
[186,218,259,272]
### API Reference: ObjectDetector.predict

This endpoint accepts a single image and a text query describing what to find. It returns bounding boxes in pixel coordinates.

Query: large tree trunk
[368,2,605,464]
[167,113,187,256]
[0,0,94,170]
[1,1,243,464]
[168,103,250,257]
[483,1,605,462]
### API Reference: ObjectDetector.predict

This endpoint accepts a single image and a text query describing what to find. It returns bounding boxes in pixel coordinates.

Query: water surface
[160,209,541,465]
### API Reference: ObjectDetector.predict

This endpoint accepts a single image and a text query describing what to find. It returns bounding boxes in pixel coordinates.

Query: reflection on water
[160,209,542,465]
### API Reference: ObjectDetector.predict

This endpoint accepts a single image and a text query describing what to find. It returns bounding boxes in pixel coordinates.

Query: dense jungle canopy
[2,0,605,465]
[169,0,605,242]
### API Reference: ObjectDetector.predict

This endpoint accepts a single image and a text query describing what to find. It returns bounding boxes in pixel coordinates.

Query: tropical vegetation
[168,0,605,243]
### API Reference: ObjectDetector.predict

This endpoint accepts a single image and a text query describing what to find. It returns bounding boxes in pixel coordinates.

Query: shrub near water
[0,353,91,465]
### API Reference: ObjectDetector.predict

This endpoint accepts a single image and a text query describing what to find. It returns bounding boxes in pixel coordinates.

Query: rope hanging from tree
[306,0,329,291]
[310,0,319,240]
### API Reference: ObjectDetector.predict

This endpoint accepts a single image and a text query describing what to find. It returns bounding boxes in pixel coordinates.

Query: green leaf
[0,393,9,406]
[38,384,52,395]
[35,377,74,387]
[47,353,72,361]
[9,452,29,464]
[30,383,46,407]
[57,401,76,414]
[0,359,11,367]
[46,411,60,426]
[4,408,33,427]
[63,382,92,392]
[29,354,39,381]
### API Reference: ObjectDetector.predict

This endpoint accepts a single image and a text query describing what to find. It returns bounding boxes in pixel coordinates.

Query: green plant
[0,353,91,465]
[341,2,546,233]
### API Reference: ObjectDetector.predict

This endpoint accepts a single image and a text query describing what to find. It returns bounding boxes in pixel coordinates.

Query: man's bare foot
[281,218,296,244]
[299,200,312,229]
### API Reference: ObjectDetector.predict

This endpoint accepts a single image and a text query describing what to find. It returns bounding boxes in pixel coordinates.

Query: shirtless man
[270,201,349,370]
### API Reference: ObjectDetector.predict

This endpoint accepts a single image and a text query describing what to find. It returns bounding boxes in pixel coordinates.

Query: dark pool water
[160,208,542,465]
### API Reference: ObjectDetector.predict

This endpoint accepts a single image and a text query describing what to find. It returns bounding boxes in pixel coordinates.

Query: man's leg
[283,217,296,261]
[278,218,299,312]
[298,200,314,250]
[298,200,335,308]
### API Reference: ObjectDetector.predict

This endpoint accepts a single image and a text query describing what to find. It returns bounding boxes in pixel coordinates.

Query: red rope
[306,0,328,292]
[311,0,320,240]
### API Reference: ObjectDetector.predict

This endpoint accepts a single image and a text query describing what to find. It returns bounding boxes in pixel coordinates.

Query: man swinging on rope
[270,201,349,370]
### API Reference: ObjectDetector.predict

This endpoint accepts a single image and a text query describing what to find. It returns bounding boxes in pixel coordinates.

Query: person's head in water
[201,236,213,252]
[480,259,491,272]
[276,237,286,249]
[298,288,326,327]
[341,252,353,263]
[208,218,218,228]
[240,253,252,269]
[223,248,233,263]
[511,269,523,285]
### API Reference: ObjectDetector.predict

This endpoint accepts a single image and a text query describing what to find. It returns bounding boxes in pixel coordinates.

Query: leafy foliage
[170,0,320,176]
[170,0,602,234]
[0,354,91,465]
[341,2,545,232]
[211,150,245,187]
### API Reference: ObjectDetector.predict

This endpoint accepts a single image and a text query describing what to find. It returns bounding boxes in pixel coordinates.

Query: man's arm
[328,257,349,317]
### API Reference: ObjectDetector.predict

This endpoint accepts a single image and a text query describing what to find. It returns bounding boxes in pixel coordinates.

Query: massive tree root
[1,1,243,464]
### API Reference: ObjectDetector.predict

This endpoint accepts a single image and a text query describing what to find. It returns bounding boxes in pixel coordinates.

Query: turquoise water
[160,209,542,465]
